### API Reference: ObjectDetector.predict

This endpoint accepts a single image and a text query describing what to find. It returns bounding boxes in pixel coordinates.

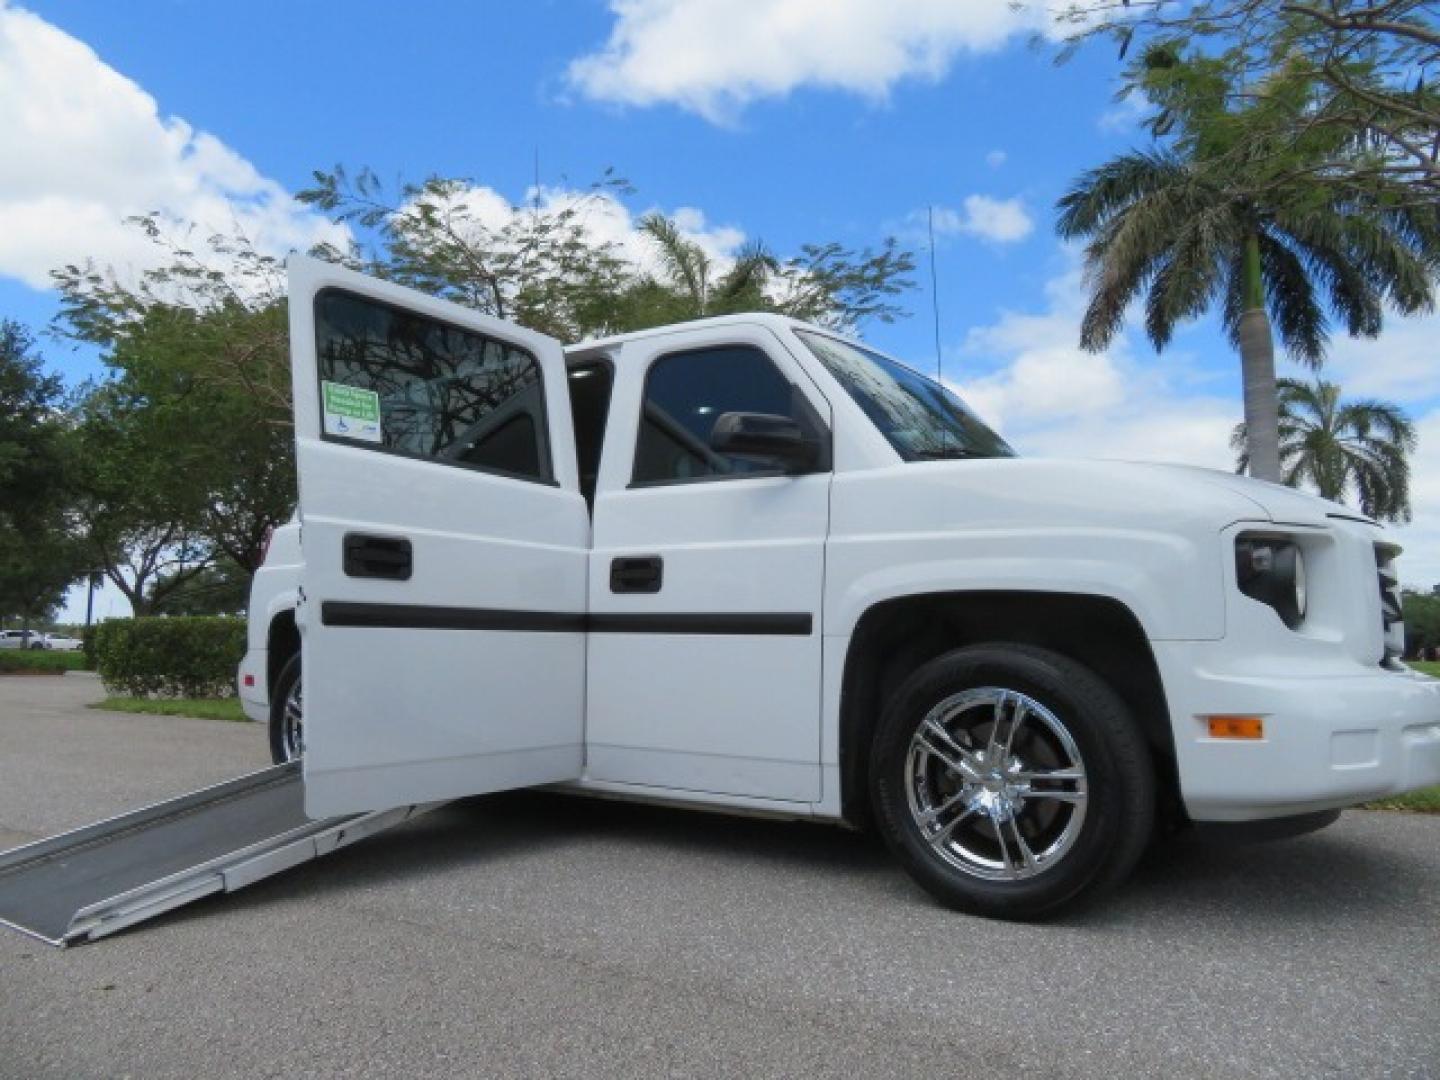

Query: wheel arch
[266,607,300,702]
[837,590,1178,829]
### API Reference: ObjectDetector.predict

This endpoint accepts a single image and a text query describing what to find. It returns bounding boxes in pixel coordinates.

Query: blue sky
[2,0,1437,618]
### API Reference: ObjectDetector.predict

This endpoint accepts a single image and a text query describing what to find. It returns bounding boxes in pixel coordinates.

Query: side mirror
[710,412,819,472]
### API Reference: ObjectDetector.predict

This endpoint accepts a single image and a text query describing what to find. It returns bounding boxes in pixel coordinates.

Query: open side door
[287,256,589,818]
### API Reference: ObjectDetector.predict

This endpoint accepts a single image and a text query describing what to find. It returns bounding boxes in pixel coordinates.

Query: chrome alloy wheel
[904,687,1088,881]
[280,676,304,761]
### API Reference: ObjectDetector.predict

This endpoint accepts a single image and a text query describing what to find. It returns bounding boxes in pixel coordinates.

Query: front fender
[824,528,1223,641]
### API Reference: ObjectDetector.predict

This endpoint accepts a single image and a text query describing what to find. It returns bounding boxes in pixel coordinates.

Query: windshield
[795,331,1014,461]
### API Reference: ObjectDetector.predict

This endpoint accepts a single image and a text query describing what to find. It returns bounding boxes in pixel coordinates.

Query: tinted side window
[314,290,550,482]
[633,345,800,484]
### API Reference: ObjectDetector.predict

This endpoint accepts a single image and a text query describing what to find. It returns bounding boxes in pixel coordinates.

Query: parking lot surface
[1,675,1437,1079]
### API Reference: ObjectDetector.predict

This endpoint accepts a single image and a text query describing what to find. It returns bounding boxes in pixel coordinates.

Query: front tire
[871,644,1154,920]
[268,653,303,764]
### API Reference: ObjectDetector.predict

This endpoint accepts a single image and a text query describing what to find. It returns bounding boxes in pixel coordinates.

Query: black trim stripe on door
[320,602,812,636]
[587,613,811,635]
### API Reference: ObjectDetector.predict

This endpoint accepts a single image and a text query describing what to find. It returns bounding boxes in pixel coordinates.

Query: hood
[1114,462,1370,528]
[832,457,1369,540]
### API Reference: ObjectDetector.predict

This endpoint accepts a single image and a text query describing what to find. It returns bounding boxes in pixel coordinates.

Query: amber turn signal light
[1206,715,1265,740]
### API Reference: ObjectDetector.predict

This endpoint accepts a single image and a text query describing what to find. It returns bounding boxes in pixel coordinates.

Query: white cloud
[1299,311,1440,406]
[0,3,346,290]
[0,4,762,310]
[568,0,1053,122]
[952,265,1238,468]
[985,149,1008,169]
[931,194,1034,244]
[959,345,1126,427]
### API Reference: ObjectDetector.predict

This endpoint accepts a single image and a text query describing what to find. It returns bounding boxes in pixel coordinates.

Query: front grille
[1375,544,1405,663]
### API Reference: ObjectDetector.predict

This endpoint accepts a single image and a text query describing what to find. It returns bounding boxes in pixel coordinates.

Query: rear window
[313,290,551,482]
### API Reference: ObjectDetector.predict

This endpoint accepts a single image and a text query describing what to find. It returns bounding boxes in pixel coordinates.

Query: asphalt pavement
[0,674,1436,1079]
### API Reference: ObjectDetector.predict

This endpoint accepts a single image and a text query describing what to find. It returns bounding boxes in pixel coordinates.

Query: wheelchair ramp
[0,762,436,946]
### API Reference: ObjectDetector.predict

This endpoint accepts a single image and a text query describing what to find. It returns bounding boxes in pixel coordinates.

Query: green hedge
[0,649,88,673]
[93,616,246,699]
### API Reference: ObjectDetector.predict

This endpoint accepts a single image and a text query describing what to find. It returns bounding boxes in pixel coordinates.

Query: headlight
[1235,535,1306,629]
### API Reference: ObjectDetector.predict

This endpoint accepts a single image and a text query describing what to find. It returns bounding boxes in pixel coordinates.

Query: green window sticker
[321,381,382,443]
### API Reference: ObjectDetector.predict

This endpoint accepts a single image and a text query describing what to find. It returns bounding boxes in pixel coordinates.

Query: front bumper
[1154,641,1440,821]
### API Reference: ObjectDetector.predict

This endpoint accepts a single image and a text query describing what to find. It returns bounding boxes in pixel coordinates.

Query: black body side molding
[321,602,812,637]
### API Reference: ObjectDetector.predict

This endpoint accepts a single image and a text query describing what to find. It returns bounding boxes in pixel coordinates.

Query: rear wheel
[870,644,1154,920]
[268,654,303,764]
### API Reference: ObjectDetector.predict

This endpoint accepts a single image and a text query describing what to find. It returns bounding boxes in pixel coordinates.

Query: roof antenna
[927,205,947,455]
[927,205,942,387]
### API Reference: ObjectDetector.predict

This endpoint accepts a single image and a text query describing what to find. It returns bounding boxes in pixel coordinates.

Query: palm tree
[1232,378,1416,522]
[1056,56,1440,481]
[619,213,777,327]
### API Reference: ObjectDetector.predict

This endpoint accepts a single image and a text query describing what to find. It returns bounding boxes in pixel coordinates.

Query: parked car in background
[0,630,45,650]
[39,633,84,651]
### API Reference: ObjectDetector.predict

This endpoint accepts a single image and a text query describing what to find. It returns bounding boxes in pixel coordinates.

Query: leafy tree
[768,238,916,329]
[0,529,84,631]
[1056,54,1440,480]
[1231,377,1415,519]
[55,223,301,580]
[55,215,299,420]
[298,167,914,337]
[613,212,916,332]
[146,561,251,616]
[68,381,214,617]
[1058,0,1440,202]
[1402,589,1440,657]
[0,321,83,628]
[0,320,67,529]
[298,167,635,341]
[98,304,297,572]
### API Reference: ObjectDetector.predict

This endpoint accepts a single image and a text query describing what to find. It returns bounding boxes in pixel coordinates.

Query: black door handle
[344,533,413,580]
[610,555,663,594]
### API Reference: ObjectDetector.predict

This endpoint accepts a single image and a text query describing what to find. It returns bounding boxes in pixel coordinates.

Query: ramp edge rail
[62,801,437,945]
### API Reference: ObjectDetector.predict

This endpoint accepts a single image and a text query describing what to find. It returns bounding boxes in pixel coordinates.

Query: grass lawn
[1366,786,1440,813]
[91,697,249,723]
[0,650,89,674]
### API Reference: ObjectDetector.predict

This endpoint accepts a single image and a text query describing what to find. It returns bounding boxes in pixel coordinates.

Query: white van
[237,257,1440,918]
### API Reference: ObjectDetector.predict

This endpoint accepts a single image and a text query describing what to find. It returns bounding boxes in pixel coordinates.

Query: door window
[314,289,552,482]
[633,345,811,484]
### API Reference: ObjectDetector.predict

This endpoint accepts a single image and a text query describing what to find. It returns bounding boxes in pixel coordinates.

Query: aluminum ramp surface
[0,761,436,946]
